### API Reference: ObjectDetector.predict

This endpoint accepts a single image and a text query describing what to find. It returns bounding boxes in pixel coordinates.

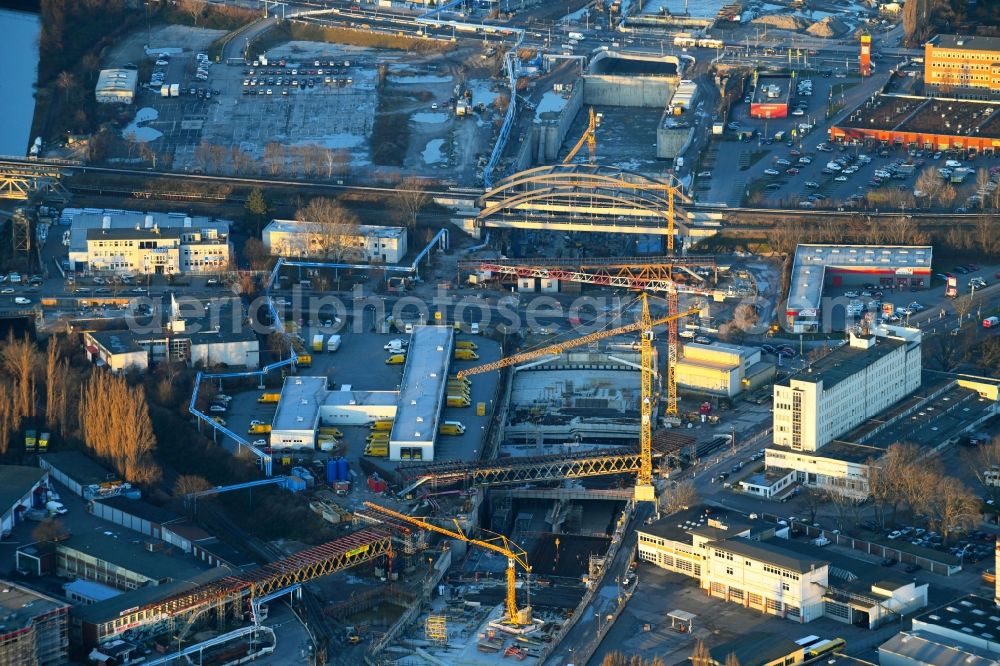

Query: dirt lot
[100,23,502,186]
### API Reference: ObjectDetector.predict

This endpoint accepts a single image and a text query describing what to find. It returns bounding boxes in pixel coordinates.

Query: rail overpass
[478,164,688,236]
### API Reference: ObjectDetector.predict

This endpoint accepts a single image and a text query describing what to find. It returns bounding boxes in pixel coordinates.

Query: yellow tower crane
[456,295,697,500]
[363,501,534,625]
[562,107,600,164]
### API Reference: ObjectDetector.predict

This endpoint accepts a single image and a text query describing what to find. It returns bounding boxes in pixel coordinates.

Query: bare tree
[658,480,699,515]
[915,167,943,207]
[263,142,286,176]
[174,474,213,498]
[724,653,741,666]
[953,294,974,326]
[938,184,957,208]
[976,168,992,208]
[295,198,360,260]
[800,486,828,525]
[925,476,980,543]
[3,334,40,424]
[56,70,76,103]
[79,372,160,485]
[690,640,711,666]
[390,177,430,232]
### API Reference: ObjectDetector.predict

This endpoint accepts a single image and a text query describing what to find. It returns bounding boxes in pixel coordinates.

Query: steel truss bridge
[144,528,392,633]
[396,433,694,492]
[477,164,688,236]
[0,159,69,200]
[460,255,718,293]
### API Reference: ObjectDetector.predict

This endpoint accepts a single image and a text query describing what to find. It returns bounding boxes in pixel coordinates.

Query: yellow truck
[366,432,390,444]
[456,341,478,351]
[257,392,281,403]
[248,423,272,435]
[447,381,471,394]
[297,354,313,367]
[386,354,406,365]
[449,375,471,385]
[371,420,394,432]
[454,349,479,361]
[447,395,471,408]
[319,427,344,439]
[364,443,388,457]
[439,420,466,436]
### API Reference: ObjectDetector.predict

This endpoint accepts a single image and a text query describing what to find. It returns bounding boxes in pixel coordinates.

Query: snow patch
[411,112,449,124]
[422,138,446,165]
[388,74,453,85]
[535,91,568,120]
[468,80,498,107]
[122,107,162,143]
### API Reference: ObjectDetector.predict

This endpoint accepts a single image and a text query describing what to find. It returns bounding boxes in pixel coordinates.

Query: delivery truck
[312,334,325,352]
[170,83,180,97]
[258,392,281,403]
[327,335,342,352]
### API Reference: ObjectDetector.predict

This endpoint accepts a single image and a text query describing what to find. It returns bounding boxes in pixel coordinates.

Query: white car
[14,297,31,305]
[249,419,266,426]
[798,157,812,164]
[835,175,848,182]
[253,439,268,446]
[209,404,227,413]
[763,168,780,176]
[844,291,859,298]
[1,288,13,294]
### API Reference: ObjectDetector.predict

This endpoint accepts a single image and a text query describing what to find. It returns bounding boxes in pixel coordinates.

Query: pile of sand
[806,15,850,38]
[751,14,809,31]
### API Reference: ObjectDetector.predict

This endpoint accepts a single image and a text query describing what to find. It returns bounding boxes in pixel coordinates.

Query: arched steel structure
[478,164,688,236]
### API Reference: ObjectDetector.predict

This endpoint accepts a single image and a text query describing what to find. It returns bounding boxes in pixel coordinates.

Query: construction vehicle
[456,294,696,501]
[258,392,281,403]
[365,501,533,625]
[563,107,600,164]
[248,423,272,435]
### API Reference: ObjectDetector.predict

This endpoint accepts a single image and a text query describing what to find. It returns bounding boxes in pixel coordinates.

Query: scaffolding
[425,615,448,644]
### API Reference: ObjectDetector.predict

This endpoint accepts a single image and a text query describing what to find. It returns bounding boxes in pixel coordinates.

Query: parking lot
[211,328,500,481]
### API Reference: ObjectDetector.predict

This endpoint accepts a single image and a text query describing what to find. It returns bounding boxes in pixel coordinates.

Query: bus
[805,638,846,660]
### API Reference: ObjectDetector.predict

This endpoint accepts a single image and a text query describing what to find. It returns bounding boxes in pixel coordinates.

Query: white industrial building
[321,390,399,425]
[676,342,774,398]
[637,507,928,628]
[389,326,454,461]
[262,219,408,264]
[772,326,922,452]
[83,296,260,373]
[63,208,232,274]
[95,69,138,104]
[271,376,329,449]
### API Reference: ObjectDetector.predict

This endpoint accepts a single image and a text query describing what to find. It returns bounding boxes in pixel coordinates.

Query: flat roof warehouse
[787,244,933,315]
[390,326,454,460]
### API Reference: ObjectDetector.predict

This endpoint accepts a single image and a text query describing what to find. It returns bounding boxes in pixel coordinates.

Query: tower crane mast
[364,502,534,625]
[456,297,696,500]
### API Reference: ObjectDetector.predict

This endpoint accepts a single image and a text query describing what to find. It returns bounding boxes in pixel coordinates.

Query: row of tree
[0,334,160,487]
